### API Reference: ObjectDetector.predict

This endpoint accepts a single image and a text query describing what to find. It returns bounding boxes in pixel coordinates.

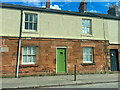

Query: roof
[0,3,120,20]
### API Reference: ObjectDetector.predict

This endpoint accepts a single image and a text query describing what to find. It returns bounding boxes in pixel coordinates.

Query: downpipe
[16,9,23,78]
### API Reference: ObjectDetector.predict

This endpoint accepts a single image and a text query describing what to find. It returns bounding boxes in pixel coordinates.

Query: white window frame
[82,19,92,34]
[22,46,37,65]
[24,13,38,31]
[83,47,93,63]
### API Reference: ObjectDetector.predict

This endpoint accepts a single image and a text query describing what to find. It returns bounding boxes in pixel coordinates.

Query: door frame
[56,46,67,73]
[110,49,119,71]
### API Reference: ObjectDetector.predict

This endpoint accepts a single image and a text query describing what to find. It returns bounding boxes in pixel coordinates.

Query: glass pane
[34,23,37,30]
[83,48,85,53]
[87,28,90,34]
[85,27,87,34]
[25,14,28,21]
[23,47,27,55]
[90,48,92,55]
[32,47,36,55]
[31,56,36,63]
[87,48,90,54]
[85,20,87,26]
[82,20,85,26]
[23,56,27,62]
[28,56,31,62]
[83,48,86,55]
[30,14,33,21]
[29,23,32,29]
[28,47,31,55]
[83,55,87,61]
[34,15,37,23]
[88,55,92,61]
[25,22,28,29]
[88,20,90,27]
[82,27,84,30]
[82,29,84,33]
[88,55,90,61]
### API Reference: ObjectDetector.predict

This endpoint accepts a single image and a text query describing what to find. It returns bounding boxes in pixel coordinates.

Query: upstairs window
[83,47,93,63]
[82,19,91,34]
[25,13,37,31]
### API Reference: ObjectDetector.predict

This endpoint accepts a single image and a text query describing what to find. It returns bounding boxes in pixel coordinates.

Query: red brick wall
[2,37,110,77]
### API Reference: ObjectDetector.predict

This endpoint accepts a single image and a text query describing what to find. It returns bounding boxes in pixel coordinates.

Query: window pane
[31,56,36,63]
[85,27,87,34]
[28,56,31,62]
[85,20,87,26]
[83,47,93,63]
[82,30,85,33]
[82,19,91,34]
[87,28,90,34]
[25,22,28,29]
[34,15,37,23]
[88,20,90,27]
[22,46,36,64]
[25,14,37,31]
[88,55,92,61]
[29,23,32,29]
[25,14,28,21]
[83,55,87,61]
[23,47,27,55]
[32,47,36,55]
[28,47,31,55]
[34,23,37,30]
[90,48,92,54]
[82,20,85,26]
[23,56,27,62]
[30,14,33,21]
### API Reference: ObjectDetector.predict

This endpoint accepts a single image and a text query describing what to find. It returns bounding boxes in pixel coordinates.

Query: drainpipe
[16,9,23,78]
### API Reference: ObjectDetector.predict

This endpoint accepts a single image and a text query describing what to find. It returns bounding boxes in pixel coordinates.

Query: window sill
[81,34,94,37]
[22,30,38,34]
[19,64,38,68]
[81,63,96,66]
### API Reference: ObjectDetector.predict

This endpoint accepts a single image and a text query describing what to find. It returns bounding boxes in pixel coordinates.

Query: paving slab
[1,73,119,89]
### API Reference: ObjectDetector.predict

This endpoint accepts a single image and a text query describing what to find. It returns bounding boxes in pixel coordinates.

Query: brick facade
[1,37,119,77]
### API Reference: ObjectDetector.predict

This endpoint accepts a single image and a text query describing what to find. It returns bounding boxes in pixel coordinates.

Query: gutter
[16,9,23,78]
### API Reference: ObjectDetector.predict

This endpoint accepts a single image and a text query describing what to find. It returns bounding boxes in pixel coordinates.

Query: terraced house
[0,0,120,77]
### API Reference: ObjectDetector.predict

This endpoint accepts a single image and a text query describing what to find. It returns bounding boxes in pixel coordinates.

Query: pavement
[1,73,120,89]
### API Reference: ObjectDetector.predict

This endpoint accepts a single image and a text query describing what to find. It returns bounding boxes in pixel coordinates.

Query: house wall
[2,37,107,77]
[1,8,21,37]
[107,19,119,44]
[1,8,109,41]
[1,7,119,77]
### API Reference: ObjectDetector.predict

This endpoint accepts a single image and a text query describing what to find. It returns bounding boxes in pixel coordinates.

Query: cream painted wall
[107,20,119,44]
[1,8,21,37]
[2,8,118,42]
[22,10,108,40]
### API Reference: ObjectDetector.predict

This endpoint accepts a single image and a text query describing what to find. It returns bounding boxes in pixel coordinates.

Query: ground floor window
[83,47,93,63]
[22,46,36,64]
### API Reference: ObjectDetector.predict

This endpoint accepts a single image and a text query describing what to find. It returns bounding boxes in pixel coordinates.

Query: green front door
[57,48,66,73]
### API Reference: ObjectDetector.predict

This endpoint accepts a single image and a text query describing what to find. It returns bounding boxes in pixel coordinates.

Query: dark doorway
[110,49,119,71]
